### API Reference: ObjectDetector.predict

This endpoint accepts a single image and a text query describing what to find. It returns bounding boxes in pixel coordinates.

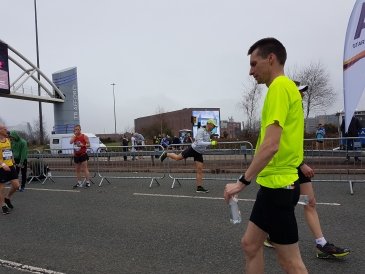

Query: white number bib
[2,149,13,160]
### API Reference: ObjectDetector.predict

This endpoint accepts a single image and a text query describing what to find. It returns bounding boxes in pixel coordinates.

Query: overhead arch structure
[0,39,65,103]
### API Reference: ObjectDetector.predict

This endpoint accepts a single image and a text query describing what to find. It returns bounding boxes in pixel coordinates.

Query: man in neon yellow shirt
[263,84,350,259]
[224,38,307,273]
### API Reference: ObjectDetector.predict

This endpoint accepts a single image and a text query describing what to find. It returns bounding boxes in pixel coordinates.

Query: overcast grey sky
[0,0,359,134]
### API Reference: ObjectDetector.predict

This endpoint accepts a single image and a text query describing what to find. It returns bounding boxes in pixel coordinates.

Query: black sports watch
[238,174,251,186]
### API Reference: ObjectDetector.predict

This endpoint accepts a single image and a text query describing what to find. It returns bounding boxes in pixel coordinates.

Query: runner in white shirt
[159,119,218,193]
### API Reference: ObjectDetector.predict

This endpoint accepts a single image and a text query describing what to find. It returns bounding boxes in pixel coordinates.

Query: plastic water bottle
[298,195,309,205]
[229,195,242,224]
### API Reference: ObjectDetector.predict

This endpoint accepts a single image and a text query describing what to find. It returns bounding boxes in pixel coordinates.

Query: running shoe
[196,186,209,193]
[85,182,91,188]
[4,198,13,209]
[159,151,167,162]
[72,182,83,189]
[316,242,350,259]
[2,205,10,215]
[264,238,275,248]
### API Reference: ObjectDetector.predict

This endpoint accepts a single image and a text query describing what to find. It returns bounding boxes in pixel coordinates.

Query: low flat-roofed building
[135,108,220,138]
[220,117,242,139]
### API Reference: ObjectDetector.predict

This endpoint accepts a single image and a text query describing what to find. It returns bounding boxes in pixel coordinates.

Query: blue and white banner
[343,0,365,132]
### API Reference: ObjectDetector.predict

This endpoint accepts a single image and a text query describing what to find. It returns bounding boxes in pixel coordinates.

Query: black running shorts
[250,180,300,245]
[74,153,89,164]
[298,167,311,184]
[181,146,204,163]
[0,166,18,183]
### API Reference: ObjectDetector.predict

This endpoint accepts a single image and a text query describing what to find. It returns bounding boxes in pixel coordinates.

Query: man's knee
[275,243,307,273]
[277,256,307,274]
[196,162,203,171]
[176,154,184,160]
[241,235,261,257]
[11,180,20,189]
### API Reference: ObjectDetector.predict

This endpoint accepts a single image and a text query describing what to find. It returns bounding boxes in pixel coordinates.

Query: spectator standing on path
[0,123,20,215]
[153,135,162,159]
[341,116,362,162]
[224,38,307,273]
[121,135,129,161]
[130,134,137,161]
[154,134,162,146]
[183,133,193,144]
[9,131,28,192]
[159,119,218,193]
[133,132,145,147]
[171,135,181,149]
[315,124,326,150]
[160,134,170,149]
[133,132,145,159]
[70,125,91,188]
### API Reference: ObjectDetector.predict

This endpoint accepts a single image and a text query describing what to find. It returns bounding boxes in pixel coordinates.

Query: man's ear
[268,53,275,66]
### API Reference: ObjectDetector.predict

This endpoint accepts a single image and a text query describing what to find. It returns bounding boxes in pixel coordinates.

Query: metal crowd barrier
[38,149,98,185]
[26,149,52,184]
[303,137,365,194]
[96,145,166,187]
[165,141,254,188]
[24,137,364,194]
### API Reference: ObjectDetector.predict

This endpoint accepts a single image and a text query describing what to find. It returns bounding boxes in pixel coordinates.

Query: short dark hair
[247,37,287,65]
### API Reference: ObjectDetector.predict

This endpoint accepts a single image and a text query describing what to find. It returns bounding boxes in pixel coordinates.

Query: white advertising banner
[343,0,365,132]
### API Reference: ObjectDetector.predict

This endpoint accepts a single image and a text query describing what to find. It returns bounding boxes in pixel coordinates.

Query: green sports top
[256,76,304,188]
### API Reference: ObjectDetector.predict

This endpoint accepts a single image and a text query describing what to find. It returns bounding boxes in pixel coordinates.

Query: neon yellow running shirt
[256,76,304,188]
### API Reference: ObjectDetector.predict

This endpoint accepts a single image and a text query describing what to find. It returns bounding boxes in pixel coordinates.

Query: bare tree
[0,117,49,145]
[27,118,48,145]
[123,126,133,134]
[26,122,34,137]
[290,62,336,119]
[240,77,263,134]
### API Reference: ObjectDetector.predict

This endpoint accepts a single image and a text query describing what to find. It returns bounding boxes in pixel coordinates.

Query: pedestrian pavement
[1,174,364,274]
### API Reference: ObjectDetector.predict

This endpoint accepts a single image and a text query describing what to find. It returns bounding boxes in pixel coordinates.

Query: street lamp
[111,83,117,134]
[34,0,43,144]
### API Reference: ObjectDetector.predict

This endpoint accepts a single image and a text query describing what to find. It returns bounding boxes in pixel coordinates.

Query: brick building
[220,117,242,139]
[135,108,220,138]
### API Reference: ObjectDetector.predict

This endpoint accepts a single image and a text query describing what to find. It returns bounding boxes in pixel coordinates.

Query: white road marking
[24,188,80,193]
[5,187,79,193]
[0,258,65,274]
[133,193,341,205]
[315,202,341,206]
[134,192,232,200]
